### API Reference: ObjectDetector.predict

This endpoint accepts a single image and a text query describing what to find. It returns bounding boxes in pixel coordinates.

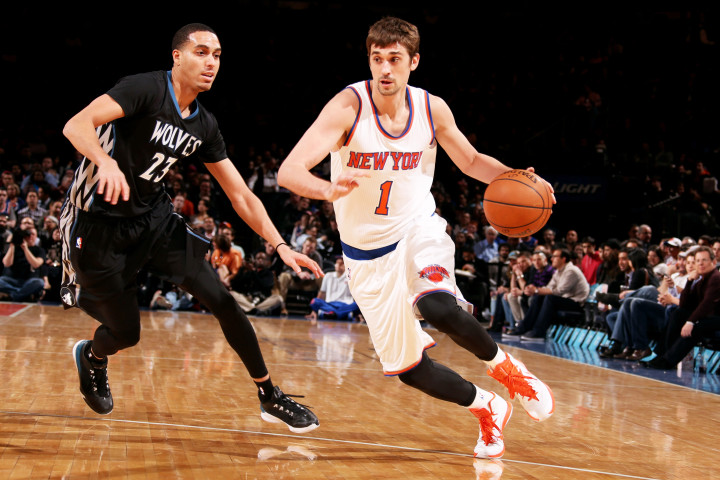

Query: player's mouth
[379,78,394,87]
[201,72,215,81]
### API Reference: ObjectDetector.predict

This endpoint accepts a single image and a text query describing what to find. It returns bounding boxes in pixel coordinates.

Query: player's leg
[151,222,318,433]
[409,215,554,422]
[398,351,512,458]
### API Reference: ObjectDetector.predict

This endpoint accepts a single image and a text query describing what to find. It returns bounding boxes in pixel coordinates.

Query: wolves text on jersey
[150,120,203,157]
[347,151,423,171]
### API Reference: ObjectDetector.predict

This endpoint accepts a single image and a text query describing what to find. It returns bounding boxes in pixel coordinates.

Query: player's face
[369,43,418,97]
[174,31,221,92]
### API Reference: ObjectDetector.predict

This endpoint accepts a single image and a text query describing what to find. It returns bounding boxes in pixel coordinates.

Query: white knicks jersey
[331,80,438,250]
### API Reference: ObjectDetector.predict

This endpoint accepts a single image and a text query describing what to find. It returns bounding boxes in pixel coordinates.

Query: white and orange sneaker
[470,392,513,459]
[487,352,554,422]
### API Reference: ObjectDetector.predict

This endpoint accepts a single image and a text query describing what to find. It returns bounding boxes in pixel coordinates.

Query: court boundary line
[0,409,662,480]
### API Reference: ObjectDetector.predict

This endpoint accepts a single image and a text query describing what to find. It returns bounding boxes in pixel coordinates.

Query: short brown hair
[366,17,420,59]
[172,23,217,51]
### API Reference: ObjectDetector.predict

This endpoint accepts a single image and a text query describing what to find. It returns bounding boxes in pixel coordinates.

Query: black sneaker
[260,386,319,433]
[72,340,113,415]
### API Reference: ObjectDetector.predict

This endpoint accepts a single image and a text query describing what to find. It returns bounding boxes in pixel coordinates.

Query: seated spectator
[645,246,720,370]
[211,233,243,289]
[663,237,682,266]
[0,227,45,302]
[507,248,589,341]
[498,251,533,332]
[190,196,212,230]
[201,215,217,241]
[306,257,358,323]
[277,237,323,313]
[564,229,578,252]
[580,236,602,285]
[0,214,12,252]
[647,244,667,279]
[229,251,284,315]
[218,222,245,259]
[0,187,18,228]
[16,190,47,228]
[474,225,500,262]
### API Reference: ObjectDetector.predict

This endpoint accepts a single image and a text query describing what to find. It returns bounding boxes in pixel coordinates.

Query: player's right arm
[277,89,369,201]
[63,94,131,205]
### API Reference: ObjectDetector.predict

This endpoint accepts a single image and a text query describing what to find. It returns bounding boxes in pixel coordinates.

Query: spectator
[580,236,602,285]
[230,251,284,315]
[645,246,720,370]
[637,224,653,251]
[540,227,557,252]
[211,233,243,289]
[277,237,324,313]
[473,225,500,262]
[0,187,17,228]
[0,227,45,301]
[456,247,490,320]
[218,223,245,259]
[16,191,48,228]
[306,257,358,323]
[663,237,683,266]
[564,229,578,252]
[190,196,212,230]
[507,248,589,341]
[202,216,217,241]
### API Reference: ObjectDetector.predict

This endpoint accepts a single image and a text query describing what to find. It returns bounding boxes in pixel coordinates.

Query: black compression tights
[87,261,269,379]
[398,351,476,406]
[416,292,499,361]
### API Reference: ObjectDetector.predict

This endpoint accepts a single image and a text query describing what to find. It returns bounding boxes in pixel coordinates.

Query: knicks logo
[419,265,449,283]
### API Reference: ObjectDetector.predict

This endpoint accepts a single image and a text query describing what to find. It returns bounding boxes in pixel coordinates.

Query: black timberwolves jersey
[68,71,227,217]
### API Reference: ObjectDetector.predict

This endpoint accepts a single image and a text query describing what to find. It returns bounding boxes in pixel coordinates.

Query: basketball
[483,169,553,238]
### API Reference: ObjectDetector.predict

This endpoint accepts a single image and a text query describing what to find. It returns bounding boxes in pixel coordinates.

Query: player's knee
[416,292,464,333]
[397,354,430,388]
[115,328,141,349]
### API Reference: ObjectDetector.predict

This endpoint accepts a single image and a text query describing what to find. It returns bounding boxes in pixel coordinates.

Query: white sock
[485,348,508,369]
[467,384,493,410]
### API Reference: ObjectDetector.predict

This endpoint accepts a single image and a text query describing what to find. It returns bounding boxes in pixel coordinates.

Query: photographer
[0,227,46,301]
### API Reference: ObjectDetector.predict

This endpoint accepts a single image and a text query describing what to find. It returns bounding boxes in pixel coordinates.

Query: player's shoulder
[113,70,166,88]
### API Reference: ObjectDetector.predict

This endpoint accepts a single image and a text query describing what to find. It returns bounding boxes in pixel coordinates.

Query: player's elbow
[276,163,293,190]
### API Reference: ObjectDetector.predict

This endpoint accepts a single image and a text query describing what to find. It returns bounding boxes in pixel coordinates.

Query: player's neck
[170,70,199,118]
[370,85,409,120]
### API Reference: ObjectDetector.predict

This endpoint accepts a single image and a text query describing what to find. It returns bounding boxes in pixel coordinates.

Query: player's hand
[526,166,556,205]
[96,160,131,205]
[277,244,324,278]
[325,170,370,201]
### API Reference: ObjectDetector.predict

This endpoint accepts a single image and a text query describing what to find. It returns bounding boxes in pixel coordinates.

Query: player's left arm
[430,95,510,184]
[205,159,323,278]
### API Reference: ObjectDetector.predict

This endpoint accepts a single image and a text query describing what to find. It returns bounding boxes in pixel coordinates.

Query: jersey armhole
[342,86,362,147]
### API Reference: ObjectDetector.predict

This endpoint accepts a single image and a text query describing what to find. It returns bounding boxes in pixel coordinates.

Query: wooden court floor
[0,303,718,479]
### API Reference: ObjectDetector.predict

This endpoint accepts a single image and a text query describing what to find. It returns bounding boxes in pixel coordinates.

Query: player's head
[367,17,420,96]
[171,23,221,93]
[367,17,420,59]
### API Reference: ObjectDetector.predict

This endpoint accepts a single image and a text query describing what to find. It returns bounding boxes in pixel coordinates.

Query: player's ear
[410,53,420,71]
[172,49,181,66]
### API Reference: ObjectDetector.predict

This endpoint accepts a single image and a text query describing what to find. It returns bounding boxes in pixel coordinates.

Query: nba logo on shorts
[76,237,83,249]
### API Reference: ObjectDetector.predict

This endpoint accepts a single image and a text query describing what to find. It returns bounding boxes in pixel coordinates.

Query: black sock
[86,343,106,364]
[256,378,274,402]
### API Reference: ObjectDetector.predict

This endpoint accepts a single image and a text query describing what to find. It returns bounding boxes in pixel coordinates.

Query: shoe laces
[274,391,313,414]
[472,405,500,446]
[488,358,538,402]
[89,362,110,397]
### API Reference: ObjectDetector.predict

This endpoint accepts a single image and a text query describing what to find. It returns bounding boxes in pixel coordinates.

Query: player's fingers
[121,178,131,201]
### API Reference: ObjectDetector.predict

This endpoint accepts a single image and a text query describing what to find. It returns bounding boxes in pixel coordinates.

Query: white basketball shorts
[343,214,463,375]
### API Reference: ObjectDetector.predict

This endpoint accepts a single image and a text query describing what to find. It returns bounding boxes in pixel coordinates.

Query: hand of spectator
[524,285,537,296]
[510,287,522,296]
[681,321,694,338]
[278,245,324,278]
[658,291,678,306]
[462,263,476,274]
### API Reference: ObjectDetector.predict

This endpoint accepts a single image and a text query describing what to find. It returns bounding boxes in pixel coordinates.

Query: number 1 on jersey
[375,180,393,215]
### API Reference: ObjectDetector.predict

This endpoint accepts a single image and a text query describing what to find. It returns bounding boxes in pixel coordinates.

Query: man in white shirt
[307,257,358,323]
[512,248,590,341]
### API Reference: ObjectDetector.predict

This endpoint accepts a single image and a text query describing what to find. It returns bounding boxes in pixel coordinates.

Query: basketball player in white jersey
[278,17,554,458]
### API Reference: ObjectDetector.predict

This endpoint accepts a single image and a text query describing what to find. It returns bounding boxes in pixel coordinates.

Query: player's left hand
[277,245,324,278]
[526,166,556,205]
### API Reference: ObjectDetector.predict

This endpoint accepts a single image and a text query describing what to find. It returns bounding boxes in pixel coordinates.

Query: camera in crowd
[11,228,31,246]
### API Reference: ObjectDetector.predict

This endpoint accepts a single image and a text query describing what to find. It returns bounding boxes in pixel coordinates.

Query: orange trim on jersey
[412,288,457,307]
[343,86,362,147]
[364,80,414,140]
[383,342,437,376]
[425,90,436,145]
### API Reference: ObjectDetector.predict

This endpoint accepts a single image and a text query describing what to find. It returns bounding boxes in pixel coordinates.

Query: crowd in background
[0,7,718,340]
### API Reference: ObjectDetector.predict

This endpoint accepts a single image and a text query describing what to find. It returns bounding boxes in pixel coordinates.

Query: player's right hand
[96,160,131,204]
[325,170,370,201]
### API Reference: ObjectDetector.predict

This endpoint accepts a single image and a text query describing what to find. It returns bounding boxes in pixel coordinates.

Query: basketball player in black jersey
[60,23,320,433]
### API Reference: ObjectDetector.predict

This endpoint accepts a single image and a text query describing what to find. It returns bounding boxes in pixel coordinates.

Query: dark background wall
[2,2,719,241]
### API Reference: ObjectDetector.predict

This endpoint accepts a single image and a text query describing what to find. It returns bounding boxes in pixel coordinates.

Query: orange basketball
[483,169,553,238]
